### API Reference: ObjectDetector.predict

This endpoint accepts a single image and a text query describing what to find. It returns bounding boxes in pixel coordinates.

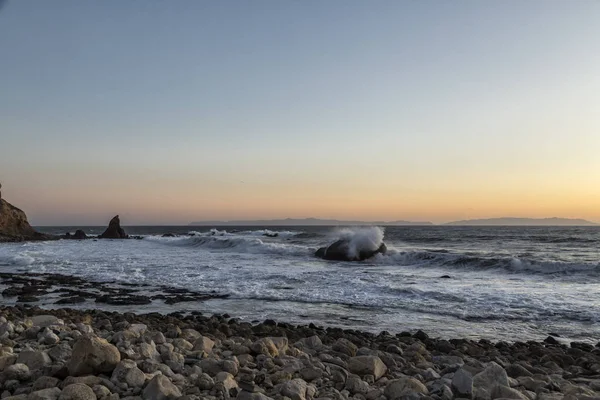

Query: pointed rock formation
[0,199,54,242]
[99,215,128,239]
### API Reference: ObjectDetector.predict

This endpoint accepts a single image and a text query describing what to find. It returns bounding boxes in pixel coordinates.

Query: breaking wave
[376,249,600,275]
[0,254,35,266]
[146,234,312,257]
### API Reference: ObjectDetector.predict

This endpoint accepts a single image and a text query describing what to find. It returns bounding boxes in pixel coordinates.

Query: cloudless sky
[1,0,599,225]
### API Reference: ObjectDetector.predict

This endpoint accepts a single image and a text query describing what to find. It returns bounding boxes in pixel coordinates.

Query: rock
[490,384,528,399]
[16,350,51,370]
[30,315,63,328]
[98,216,128,239]
[38,329,60,345]
[91,385,111,400]
[0,354,17,370]
[28,388,62,400]
[451,367,473,397]
[332,338,358,357]
[236,392,273,400]
[0,198,55,242]
[59,384,97,400]
[251,338,279,357]
[472,361,509,391]
[64,230,87,240]
[295,336,323,351]
[111,360,146,388]
[48,343,72,362]
[315,239,387,261]
[345,375,370,395]
[413,330,429,341]
[215,372,238,392]
[192,336,215,353]
[347,356,387,380]
[195,373,214,391]
[55,297,86,305]
[32,376,60,391]
[142,375,182,400]
[280,379,312,400]
[3,363,30,381]
[384,377,428,399]
[68,336,121,376]
[72,230,87,240]
[505,364,533,378]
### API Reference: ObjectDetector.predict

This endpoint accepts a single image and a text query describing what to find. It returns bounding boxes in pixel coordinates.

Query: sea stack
[99,215,128,239]
[0,198,53,242]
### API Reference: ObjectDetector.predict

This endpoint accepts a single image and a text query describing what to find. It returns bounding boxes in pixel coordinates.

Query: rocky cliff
[0,199,54,242]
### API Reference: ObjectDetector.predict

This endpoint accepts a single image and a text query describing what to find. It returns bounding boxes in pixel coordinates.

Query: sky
[1,1,599,225]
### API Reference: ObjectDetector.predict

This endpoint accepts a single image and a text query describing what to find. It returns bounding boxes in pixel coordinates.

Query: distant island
[189,218,433,226]
[189,217,598,226]
[444,217,598,226]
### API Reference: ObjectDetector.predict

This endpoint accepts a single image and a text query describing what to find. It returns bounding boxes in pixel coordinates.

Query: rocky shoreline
[0,305,599,400]
[0,273,228,307]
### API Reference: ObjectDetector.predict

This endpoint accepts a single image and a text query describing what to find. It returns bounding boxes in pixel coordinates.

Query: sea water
[1,225,599,343]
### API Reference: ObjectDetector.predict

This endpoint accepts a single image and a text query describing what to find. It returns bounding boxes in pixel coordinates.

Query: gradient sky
[1,1,599,225]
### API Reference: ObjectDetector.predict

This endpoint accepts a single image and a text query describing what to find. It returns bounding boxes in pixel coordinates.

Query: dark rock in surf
[440,275,452,279]
[162,233,176,237]
[315,239,387,261]
[263,232,278,238]
[63,230,87,240]
[73,230,87,240]
[98,215,128,239]
[55,296,86,305]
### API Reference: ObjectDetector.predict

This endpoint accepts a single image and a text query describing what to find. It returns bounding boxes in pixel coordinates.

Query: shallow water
[1,225,599,342]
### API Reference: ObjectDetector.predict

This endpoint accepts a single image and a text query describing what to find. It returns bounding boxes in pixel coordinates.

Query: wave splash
[327,226,385,260]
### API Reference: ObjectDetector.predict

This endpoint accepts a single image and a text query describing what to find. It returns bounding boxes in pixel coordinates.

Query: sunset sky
[1,1,599,225]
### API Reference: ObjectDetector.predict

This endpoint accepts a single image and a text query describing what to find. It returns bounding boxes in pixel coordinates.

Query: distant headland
[444,217,598,226]
[190,217,598,226]
[189,218,433,226]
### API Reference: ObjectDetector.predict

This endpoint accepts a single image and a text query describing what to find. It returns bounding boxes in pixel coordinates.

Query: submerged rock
[98,215,128,239]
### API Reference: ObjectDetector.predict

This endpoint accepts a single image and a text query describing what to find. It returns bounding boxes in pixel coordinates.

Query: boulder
[384,377,429,399]
[315,240,387,261]
[67,336,121,376]
[490,384,529,399]
[110,359,145,388]
[451,367,473,397]
[73,230,87,240]
[193,336,215,353]
[280,379,313,400]
[98,215,128,239]
[3,363,30,381]
[348,356,387,380]
[0,198,55,242]
[142,375,182,400]
[332,338,358,357]
[30,315,63,328]
[473,361,509,391]
[58,383,97,400]
[28,388,62,400]
[16,350,51,370]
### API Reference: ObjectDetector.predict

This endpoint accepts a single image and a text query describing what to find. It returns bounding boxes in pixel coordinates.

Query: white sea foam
[0,254,35,266]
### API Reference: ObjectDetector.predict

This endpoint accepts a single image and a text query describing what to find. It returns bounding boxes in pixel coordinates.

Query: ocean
[1,225,599,343]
